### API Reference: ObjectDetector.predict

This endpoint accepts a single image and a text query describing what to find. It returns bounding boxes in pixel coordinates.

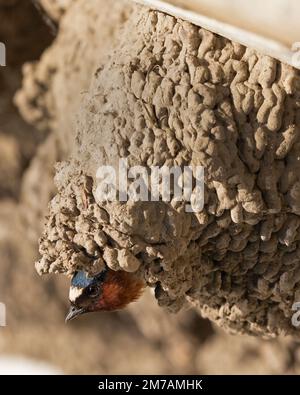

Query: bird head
[65,268,145,322]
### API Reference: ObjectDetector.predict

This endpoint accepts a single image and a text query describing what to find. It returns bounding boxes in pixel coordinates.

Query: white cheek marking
[69,287,84,302]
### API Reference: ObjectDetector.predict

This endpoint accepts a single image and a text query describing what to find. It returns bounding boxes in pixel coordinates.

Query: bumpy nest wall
[17,2,300,338]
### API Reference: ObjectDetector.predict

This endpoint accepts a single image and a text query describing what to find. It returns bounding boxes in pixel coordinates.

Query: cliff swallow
[65,268,145,321]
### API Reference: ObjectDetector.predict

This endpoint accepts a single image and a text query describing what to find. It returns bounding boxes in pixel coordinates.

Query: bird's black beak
[65,305,86,322]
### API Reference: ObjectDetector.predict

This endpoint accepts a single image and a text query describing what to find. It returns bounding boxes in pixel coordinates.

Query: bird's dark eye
[87,284,100,298]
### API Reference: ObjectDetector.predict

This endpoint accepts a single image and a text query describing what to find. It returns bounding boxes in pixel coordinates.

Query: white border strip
[133,0,299,69]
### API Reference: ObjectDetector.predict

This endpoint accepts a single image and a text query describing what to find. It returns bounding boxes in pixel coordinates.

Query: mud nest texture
[17,3,300,337]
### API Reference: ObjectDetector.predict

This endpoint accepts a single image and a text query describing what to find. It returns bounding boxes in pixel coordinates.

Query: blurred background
[1,0,300,375]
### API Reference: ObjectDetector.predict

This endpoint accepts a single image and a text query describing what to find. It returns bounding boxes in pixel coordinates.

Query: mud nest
[16,2,300,338]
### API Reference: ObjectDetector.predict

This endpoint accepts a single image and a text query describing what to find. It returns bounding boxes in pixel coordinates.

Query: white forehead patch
[69,286,84,302]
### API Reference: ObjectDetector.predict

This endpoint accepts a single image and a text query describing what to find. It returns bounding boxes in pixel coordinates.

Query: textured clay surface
[23,4,300,337]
